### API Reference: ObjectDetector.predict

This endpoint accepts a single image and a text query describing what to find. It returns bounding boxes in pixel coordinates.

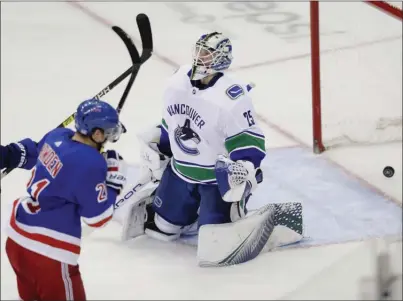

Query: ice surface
[1,2,401,300]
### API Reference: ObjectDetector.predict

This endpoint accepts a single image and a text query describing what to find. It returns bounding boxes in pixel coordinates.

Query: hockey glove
[215,155,263,203]
[104,150,127,194]
[2,138,39,170]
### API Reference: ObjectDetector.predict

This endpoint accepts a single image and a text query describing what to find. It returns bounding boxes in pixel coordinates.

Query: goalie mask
[190,32,233,81]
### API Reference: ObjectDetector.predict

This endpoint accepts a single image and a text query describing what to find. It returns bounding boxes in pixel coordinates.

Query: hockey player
[5,99,127,301]
[120,32,304,266]
[141,32,266,238]
[134,32,265,240]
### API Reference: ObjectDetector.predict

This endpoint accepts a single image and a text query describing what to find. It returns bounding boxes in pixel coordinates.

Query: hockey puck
[383,166,394,178]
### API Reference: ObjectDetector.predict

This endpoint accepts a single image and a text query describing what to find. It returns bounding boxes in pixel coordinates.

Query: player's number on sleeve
[243,110,255,127]
[96,183,108,203]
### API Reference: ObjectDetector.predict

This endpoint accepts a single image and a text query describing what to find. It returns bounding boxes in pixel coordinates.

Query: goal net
[310,1,402,153]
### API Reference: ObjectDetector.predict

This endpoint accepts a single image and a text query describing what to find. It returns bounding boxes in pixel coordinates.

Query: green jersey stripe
[225,132,265,153]
[173,159,216,182]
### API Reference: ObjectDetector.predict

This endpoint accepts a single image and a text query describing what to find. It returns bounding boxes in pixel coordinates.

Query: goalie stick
[1,14,153,180]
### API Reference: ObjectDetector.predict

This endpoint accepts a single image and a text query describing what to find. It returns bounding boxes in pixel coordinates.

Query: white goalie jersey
[159,65,266,185]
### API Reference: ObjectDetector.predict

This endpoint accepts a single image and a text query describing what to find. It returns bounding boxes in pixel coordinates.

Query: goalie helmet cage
[310,1,403,154]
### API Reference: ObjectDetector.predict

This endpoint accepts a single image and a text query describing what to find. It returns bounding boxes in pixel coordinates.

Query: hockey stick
[60,13,152,127]
[113,13,153,115]
[1,14,153,180]
[112,25,141,114]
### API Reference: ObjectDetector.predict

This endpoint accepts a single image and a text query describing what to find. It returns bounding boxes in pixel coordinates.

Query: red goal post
[310,1,402,154]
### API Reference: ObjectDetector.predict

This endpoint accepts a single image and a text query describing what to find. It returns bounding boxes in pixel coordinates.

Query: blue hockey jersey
[7,128,117,265]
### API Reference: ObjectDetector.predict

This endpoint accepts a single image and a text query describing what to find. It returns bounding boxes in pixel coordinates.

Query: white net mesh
[318,2,402,149]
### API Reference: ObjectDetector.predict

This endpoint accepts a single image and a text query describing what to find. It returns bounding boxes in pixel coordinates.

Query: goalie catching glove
[215,155,263,221]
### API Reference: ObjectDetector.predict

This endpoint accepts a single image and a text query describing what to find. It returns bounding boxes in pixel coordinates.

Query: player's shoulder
[162,65,193,99]
[45,127,75,140]
[213,73,254,108]
[62,148,106,182]
[70,146,106,171]
[46,129,106,171]
[39,127,75,153]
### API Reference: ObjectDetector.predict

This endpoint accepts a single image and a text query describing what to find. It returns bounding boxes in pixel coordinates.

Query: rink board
[117,147,402,248]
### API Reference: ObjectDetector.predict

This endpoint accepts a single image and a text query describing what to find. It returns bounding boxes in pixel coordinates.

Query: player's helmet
[190,32,233,80]
[75,99,123,143]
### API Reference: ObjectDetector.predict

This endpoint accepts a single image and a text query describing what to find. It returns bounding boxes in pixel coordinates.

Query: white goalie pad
[113,176,158,241]
[197,202,304,267]
[104,161,159,241]
[120,192,155,242]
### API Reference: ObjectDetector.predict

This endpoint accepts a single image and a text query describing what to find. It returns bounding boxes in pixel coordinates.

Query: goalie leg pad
[197,202,304,267]
[145,212,198,242]
[120,194,154,242]
[119,182,158,242]
[154,213,198,236]
[144,210,181,242]
[263,202,304,251]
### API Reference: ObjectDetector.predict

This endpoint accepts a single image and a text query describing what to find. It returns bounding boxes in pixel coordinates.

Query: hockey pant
[152,164,232,232]
[5,237,86,301]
